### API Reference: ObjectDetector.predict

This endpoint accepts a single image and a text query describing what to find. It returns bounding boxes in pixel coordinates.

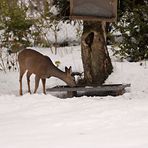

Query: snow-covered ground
[0,46,148,148]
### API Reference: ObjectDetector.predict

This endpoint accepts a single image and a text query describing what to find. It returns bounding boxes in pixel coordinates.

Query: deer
[18,49,76,95]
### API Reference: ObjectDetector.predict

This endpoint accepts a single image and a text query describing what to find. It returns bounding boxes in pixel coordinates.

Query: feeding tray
[47,84,131,98]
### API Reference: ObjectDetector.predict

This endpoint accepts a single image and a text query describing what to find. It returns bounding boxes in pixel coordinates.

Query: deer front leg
[34,75,40,94]
[19,75,23,96]
[19,69,25,96]
[26,71,32,94]
[41,78,46,94]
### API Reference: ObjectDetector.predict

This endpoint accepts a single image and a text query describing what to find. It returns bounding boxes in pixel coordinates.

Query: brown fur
[18,49,76,95]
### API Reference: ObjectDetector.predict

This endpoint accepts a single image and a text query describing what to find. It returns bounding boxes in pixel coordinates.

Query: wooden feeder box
[70,0,117,21]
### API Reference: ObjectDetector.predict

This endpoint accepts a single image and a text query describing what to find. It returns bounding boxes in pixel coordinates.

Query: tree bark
[81,21,113,85]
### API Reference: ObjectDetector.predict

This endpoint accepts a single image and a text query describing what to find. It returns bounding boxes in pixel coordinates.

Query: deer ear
[69,66,72,74]
[65,66,68,72]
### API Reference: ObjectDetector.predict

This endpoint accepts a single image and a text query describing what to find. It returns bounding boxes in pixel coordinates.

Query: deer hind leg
[19,68,26,96]
[41,78,46,94]
[34,75,40,94]
[26,71,32,94]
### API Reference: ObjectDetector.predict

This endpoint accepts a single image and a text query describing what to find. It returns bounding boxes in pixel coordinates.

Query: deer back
[18,49,54,78]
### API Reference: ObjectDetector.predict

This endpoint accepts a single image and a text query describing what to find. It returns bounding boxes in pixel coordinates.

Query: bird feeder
[70,0,117,22]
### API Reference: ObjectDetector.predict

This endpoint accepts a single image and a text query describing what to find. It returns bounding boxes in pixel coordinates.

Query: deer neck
[50,67,67,82]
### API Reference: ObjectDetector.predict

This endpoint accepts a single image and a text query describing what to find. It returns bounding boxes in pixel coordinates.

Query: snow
[0,46,148,148]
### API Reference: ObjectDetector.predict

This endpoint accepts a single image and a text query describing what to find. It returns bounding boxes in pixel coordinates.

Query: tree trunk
[81,21,113,85]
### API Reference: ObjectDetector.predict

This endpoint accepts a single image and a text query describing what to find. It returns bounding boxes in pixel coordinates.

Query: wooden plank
[47,84,131,92]
[47,84,130,98]
[69,16,116,22]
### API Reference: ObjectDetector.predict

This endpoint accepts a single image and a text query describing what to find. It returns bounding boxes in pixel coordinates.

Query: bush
[114,2,148,62]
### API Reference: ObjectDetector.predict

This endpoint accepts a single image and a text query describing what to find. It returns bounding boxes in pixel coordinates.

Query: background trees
[0,0,147,79]
[0,0,34,52]
[114,0,148,62]
[0,0,62,52]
